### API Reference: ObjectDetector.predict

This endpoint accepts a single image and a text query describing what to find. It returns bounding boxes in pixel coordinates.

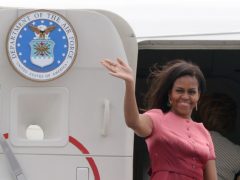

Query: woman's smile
[169,75,200,119]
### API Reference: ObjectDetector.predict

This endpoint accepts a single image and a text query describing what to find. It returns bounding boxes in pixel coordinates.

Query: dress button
[192,157,196,161]
[188,135,191,138]
[187,127,190,131]
[192,165,195,169]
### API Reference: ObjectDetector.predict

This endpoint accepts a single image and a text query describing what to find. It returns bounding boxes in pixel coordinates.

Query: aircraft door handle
[101,99,110,136]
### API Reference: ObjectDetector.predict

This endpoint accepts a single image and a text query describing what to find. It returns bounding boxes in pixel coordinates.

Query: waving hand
[100,58,134,83]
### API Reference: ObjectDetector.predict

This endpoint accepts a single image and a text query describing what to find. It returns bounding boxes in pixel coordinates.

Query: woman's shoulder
[192,121,211,138]
[143,108,164,121]
[192,120,205,129]
[144,108,163,114]
[143,108,164,117]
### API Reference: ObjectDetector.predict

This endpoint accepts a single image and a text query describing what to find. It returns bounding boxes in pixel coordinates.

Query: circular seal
[7,10,78,81]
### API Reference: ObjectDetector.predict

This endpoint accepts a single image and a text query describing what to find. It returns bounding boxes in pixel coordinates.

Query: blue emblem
[7,10,77,81]
[17,21,68,72]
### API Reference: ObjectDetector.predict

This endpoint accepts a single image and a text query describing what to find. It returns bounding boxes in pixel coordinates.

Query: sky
[1,0,240,38]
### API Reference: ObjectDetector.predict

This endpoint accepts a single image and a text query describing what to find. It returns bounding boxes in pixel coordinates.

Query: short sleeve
[198,123,216,161]
[143,109,164,138]
[209,136,216,160]
[206,130,216,160]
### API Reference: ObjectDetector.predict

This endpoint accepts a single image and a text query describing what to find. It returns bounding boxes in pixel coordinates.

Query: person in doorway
[101,58,217,180]
[197,93,240,180]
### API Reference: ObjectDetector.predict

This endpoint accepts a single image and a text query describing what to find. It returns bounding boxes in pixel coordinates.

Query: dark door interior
[134,49,240,180]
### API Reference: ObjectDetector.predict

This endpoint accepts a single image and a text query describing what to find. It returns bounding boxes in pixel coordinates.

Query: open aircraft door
[0,8,138,180]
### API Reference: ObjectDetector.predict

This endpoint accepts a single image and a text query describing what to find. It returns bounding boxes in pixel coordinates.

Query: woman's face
[169,75,200,119]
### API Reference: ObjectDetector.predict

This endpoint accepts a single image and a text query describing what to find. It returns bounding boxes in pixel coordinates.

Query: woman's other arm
[204,160,217,180]
[101,58,152,137]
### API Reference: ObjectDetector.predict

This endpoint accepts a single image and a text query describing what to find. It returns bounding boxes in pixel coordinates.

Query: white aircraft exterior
[0,2,240,180]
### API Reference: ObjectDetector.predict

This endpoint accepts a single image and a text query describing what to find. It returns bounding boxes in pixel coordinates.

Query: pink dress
[144,109,215,180]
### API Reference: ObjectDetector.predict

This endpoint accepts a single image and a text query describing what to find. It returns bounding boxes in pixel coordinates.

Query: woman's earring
[195,103,198,111]
[167,98,172,107]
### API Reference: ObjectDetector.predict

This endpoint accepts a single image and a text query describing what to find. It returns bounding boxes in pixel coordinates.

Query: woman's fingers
[101,58,130,75]
[103,59,116,66]
[101,59,118,73]
[117,58,127,67]
[101,58,134,82]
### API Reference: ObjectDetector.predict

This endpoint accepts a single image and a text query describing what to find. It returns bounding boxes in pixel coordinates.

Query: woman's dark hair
[144,59,206,112]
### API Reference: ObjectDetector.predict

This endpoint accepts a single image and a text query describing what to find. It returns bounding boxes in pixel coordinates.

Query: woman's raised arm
[101,58,152,137]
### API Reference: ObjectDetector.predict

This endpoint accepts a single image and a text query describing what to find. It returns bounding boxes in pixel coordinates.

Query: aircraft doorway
[134,40,240,180]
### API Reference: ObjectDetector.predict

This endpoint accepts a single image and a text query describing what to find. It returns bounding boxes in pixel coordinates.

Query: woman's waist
[150,163,203,178]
